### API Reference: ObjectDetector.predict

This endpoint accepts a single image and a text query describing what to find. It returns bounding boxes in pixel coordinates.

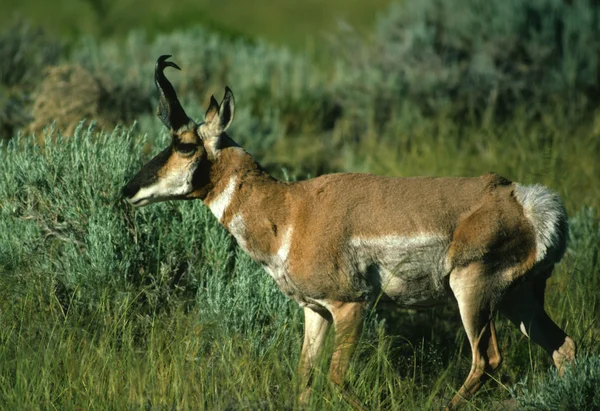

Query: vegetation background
[1,0,599,409]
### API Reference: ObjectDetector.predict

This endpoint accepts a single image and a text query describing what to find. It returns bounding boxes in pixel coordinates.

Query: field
[1,0,600,409]
[0,0,390,48]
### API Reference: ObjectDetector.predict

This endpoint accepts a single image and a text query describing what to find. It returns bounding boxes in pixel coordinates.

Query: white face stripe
[127,166,194,206]
[206,176,238,222]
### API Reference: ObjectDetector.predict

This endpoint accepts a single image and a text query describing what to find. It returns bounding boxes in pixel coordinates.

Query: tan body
[123,57,576,410]
[212,149,533,309]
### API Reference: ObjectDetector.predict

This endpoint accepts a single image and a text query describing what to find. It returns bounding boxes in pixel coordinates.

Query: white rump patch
[206,176,238,222]
[514,184,568,263]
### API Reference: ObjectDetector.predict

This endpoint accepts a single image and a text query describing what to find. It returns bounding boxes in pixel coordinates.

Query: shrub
[70,28,337,155]
[336,0,600,125]
[0,125,296,333]
[28,64,151,138]
[512,355,600,410]
[0,20,63,139]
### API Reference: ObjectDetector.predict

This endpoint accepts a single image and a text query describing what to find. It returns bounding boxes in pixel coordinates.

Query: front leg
[329,301,367,410]
[298,306,332,406]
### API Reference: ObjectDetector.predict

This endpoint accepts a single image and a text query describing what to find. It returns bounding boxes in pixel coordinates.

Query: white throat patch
[264,225,294,286]
[206,176,238,222]
[277,226,293,263]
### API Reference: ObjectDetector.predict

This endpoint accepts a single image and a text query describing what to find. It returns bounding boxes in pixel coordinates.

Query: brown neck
[203,146,291,263]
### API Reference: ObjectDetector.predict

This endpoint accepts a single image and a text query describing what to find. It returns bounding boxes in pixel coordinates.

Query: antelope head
[122,55,235,206]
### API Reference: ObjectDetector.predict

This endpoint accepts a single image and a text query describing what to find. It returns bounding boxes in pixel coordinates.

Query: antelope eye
[175,143,197,155]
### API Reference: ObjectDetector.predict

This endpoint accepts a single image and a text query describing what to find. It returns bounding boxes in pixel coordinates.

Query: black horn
[155,55,193,131]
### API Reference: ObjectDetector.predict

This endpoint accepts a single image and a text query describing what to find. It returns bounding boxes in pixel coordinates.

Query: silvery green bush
[3,1,600,145]
[336,0,600,124]
[0,125,297,337]
[513,355,600,410]
[0,21,62,138]
[71,27,335,155]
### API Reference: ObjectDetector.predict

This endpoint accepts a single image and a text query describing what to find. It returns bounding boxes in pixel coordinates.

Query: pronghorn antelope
[122,55,576,409]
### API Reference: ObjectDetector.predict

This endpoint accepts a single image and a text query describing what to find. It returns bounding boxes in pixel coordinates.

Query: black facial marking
[190,150,212,199]
[175,142,197,155]
[121,146,172,199]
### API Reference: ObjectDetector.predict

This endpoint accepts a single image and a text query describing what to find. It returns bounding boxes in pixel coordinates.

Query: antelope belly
[350,235,451,307]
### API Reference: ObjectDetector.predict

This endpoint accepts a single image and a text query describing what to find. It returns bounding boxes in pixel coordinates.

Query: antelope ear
[205,95,219,124]
[203,87,235,137]
[218,86,235,132]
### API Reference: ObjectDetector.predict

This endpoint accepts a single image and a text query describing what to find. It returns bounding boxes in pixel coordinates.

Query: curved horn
[155,55,192,131]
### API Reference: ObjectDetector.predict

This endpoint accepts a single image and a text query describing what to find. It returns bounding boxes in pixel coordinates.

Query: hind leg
[446,264,504,410]
[500,271,576,375]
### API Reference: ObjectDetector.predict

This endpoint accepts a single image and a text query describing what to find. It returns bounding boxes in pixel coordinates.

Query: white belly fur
[350,235,451,307]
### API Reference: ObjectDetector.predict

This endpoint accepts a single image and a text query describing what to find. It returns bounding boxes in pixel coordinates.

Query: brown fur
[200,151,538,304]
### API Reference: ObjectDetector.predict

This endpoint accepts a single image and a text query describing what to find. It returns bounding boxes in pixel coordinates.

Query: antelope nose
[121,181,139,199]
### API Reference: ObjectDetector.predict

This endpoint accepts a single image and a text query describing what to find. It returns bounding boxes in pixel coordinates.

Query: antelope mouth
[129,197,147,207]
[121,184,158,207]
[126,193,168,207]
[124,189,189,207]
